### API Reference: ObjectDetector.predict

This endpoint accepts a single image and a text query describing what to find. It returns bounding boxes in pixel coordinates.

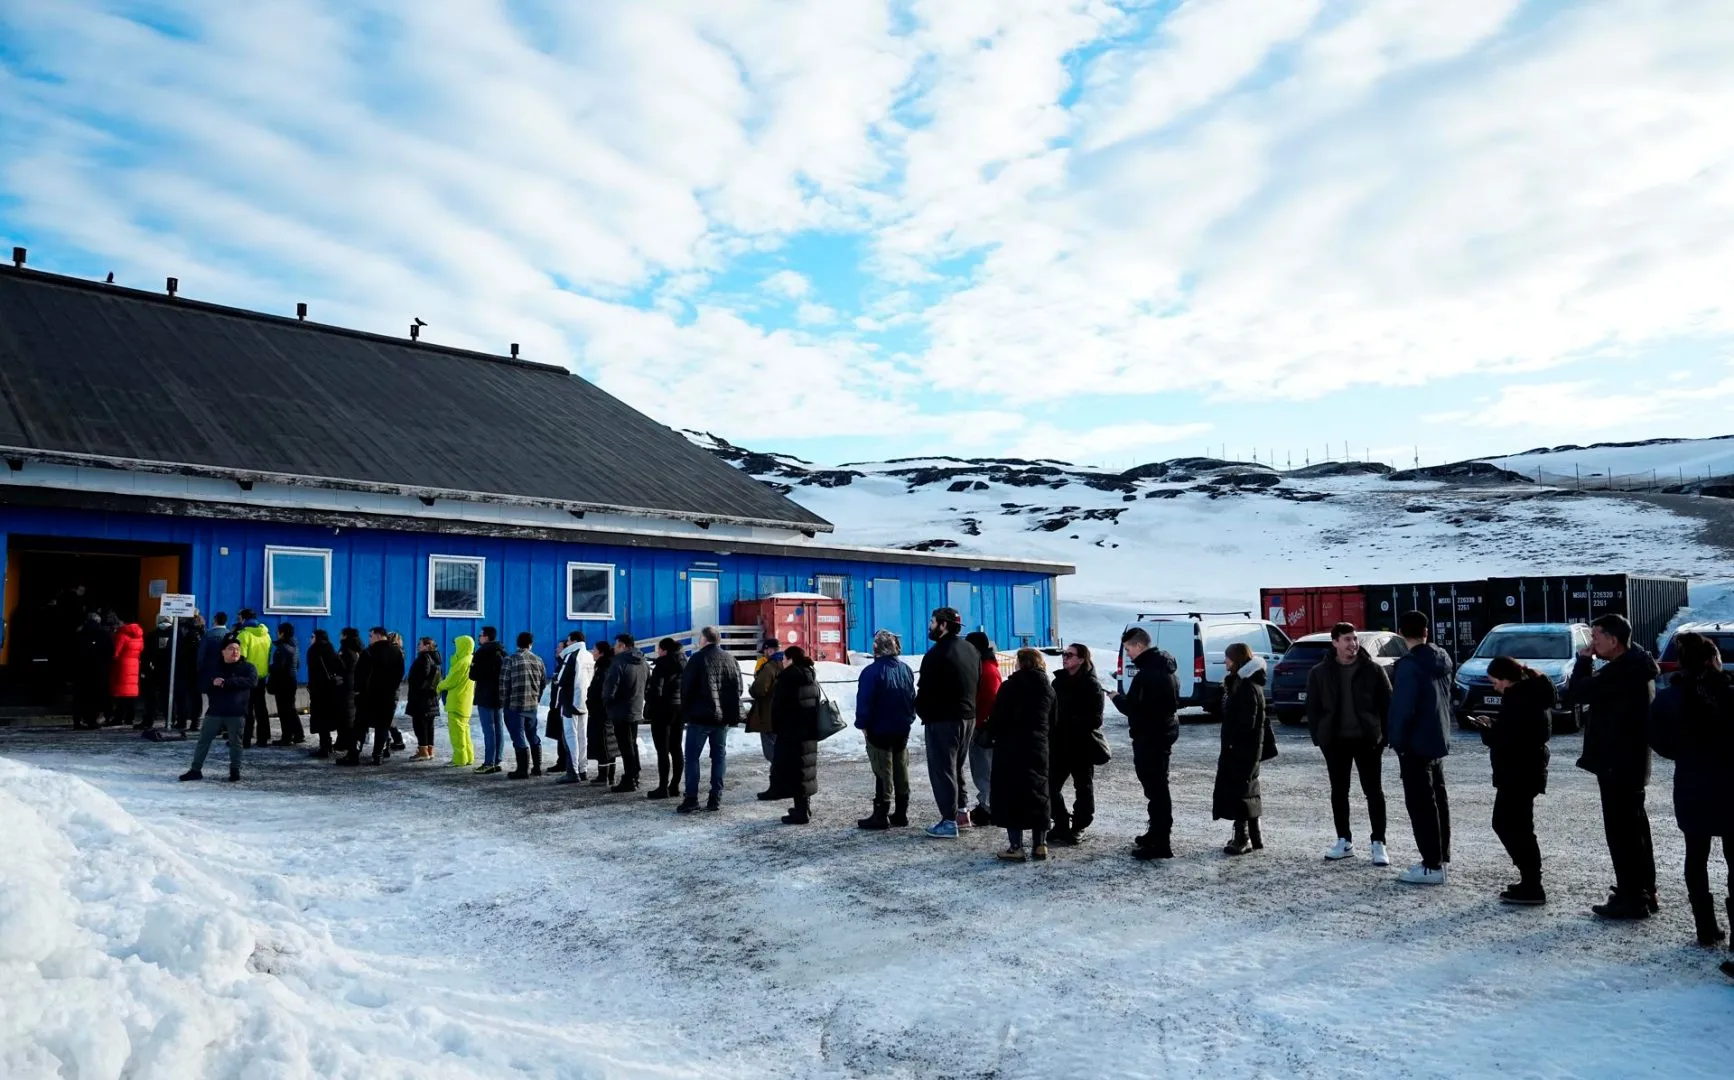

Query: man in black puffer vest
[1571,613,1660,920]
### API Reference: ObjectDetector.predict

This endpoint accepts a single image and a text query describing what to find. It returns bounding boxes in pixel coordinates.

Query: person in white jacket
[555,632,596,785]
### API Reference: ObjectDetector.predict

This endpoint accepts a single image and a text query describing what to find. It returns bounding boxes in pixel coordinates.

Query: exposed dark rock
[1208,472,1281,488]
[1386,462,1533,484]
[1405,505,1437,514]
[901,538,960,551]
[1145,490,1183,500]
[799,470,861,488]
[960,518,982,536]
[947,480,973,492]
[1286,461,1394,478]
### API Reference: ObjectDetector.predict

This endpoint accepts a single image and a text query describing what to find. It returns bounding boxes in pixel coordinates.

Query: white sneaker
[1370,841,1390,867]
[1324,838,1354,861]
[1397,863,1445,885]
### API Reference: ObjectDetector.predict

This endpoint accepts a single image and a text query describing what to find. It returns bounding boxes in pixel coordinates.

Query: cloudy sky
[3,0,1731,469]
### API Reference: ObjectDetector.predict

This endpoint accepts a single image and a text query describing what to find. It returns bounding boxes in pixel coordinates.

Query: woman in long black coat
[1050,643,1104,846]
[988,649,1055,862]
[406,637,443,760]
[1473,656,1555,905]
[335,628,364,766]
[1212,643,1268,855]
[305,629,343,758]
[1648,632,1734,945]
[768,646,821,824]
[586,643,620,784]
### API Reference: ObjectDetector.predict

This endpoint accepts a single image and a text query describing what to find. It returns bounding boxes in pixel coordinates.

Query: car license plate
[1297,692,1307,702]
[1483,694,1501,706]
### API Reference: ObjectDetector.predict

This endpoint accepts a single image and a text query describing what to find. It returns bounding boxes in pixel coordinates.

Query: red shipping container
[1259,586,1366,640]
[732,592,850,663]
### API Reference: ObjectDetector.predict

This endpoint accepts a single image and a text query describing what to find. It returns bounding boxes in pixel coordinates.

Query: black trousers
[1683,833,1732,901]
[650,719,684,787]
[275,690,304,742]
[1322,742,1387,843]
[1399,753,1451,869]
[247,684,272,745]
[1131,737,1171,839]
[412,711,436,749]
[1597,777,1656,897]
[1492,788,1542,883]
[1050,751,1096,832]
[615,720,641,780]
[112,697,136,728]
[73,684,108,727]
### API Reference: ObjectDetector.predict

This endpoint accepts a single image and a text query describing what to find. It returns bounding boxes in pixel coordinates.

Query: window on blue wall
[1012,585,1039,639]
[265,546,331,615]
[428,555,485,618]
[567,562,615,620]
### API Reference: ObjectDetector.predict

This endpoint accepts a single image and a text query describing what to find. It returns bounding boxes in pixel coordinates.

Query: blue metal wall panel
[1,507,1060,677]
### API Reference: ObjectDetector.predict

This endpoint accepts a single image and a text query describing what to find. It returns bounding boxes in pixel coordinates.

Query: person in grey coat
[604,633,648,792]
[1386,610,1456,885]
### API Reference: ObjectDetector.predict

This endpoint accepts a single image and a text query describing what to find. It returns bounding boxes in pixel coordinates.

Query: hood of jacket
[116,623,144,645]
[1403,642,1452,678]
[1609,646,1661,683]
[614,648,646,669]
[452,635,475,661]
[1132,648,1177,674]
[1234,656,1268,684]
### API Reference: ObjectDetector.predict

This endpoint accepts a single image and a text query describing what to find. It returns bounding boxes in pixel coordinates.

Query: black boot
[1248,819,1263,850]
[1691,893,1727,946]
[227,765,240,782]
[888,794,909,828]
[311,733,332,759]
[335,748,361,767]
[552,744,570,776]
[782,797,811,825]
[367,747,383,766]
[1224,820,1252,856]
[858,801,890,830]
[611,770,640,794]
[1592,888,1651,920]
[507,747,530,780]
[530,744,543,777]
[592,763,613,786]
[178,768,202,782]
[1133,834,1174,860]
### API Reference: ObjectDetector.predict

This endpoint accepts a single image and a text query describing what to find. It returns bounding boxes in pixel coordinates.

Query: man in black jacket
[1306,623,1394,866]
[1112,627,1180,859]
[915,606,979,839]
[644,637,686,799]
[1571,613,1661,920]
[604,633,648,792]
[360,627,406,767]
[269,622,303,745]
[677,626,743,812]
[470,626,508,773]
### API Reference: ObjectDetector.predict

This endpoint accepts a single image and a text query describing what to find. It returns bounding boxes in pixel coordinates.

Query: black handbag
[972,722,995,751]
[1087,727,1112,766]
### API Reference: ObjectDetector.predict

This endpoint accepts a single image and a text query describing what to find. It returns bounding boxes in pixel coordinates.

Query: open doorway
[1,535,186,708]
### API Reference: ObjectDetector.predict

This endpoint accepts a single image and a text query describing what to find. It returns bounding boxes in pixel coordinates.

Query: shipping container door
[871,579,902,640]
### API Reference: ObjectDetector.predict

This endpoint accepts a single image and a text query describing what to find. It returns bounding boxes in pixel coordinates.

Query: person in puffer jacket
[109,622,144,729]
[439,635,476,767]
[232,610,274,747]
[855,630,916,831]
[1386,610,1456,885]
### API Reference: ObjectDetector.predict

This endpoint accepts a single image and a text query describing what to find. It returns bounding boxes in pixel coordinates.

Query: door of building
[690,575,720,633]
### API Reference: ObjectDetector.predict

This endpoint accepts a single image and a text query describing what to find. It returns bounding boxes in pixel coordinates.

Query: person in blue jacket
[1386,610,1456,886]
[855,629,917,831]
[180,635,258,783]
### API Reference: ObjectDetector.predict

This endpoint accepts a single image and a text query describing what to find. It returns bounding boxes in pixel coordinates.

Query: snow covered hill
[685,432,1734,653]
[1485,435,1734,493]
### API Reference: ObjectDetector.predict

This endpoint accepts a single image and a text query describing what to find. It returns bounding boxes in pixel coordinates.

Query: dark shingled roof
[0,266,831,532]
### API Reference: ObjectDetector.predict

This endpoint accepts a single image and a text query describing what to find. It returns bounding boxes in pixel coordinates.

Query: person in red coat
[965,632,1002,828]
[110,622,144,729]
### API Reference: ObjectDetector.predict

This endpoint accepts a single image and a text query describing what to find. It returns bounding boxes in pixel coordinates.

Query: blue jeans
[504,709,539,751]
[683,723,728,802]
[478,705,504,765]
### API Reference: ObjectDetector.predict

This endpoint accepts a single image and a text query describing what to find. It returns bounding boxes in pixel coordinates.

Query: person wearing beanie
[855,630,917,829]
[915,607,980,839]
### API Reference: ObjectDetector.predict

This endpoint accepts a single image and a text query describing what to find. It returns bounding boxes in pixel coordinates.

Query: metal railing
[631,624,764,662]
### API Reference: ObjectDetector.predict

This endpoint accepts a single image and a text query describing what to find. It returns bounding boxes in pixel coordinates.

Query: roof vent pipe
[296,302,307,321]
[410,322,420,341]
[510,343,519,358]
[11,247,24,267]
[166,276,178,297]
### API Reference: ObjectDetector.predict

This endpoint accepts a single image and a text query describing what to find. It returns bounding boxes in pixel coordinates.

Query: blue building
[0,258,1070,693]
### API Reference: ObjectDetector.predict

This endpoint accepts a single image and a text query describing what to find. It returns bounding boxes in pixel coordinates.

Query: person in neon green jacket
[439,635,476,766]
[232,614,274,746]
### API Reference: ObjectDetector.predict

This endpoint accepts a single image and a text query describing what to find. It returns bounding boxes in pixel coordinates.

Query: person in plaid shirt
[501,631,547,780]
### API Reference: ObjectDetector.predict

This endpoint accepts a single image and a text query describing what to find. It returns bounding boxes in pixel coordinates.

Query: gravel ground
[4,717,1731,1078]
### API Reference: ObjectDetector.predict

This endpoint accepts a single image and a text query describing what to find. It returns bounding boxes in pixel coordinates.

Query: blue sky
[3,0,1732,469]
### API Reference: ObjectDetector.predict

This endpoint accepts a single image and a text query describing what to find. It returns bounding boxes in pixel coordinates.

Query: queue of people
[150,600,1731,979]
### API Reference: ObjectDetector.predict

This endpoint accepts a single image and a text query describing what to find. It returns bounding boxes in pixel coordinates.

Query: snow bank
[1489,436,1734,484]
[0,759,628,1080]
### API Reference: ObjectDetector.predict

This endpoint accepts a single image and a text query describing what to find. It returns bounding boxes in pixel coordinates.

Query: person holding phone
[1467,657,1555,904]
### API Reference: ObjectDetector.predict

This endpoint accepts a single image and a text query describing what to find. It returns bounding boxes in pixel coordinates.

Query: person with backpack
[1571,613,1661,920]
[1112,627,1180,860]
[1648,631,1734,947]
[855,630,917,830]
[1049,642,1104,847]
[1305,622,1394,867]
[1466,657,1555,905]
[1387,611,1457,886]
[1213,643,1270,856]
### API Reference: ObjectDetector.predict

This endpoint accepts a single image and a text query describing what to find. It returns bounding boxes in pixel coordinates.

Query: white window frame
[816,574,847,600]
[264,545,332,616]
[427,554,486,618]
[566,562,616,621]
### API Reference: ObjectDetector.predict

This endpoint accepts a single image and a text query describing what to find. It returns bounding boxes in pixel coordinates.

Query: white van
[1115,612,1293,716]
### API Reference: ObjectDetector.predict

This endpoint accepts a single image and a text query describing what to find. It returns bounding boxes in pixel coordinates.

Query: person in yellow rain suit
[439,635,476,766]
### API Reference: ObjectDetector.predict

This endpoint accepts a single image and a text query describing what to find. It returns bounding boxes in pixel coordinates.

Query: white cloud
[997,422,1215,467]
[1423,371,1734,432]
[761,270,812,299]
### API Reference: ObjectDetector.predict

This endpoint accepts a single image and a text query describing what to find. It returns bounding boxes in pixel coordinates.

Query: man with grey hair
[677,625,743,813]
[855,630,918,830]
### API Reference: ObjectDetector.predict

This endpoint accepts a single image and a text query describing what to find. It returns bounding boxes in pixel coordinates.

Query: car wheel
[1552,706,1583,736]
[1275,708,1305,727]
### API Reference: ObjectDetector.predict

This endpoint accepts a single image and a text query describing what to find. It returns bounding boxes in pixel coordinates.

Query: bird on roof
[413,317,428,327]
